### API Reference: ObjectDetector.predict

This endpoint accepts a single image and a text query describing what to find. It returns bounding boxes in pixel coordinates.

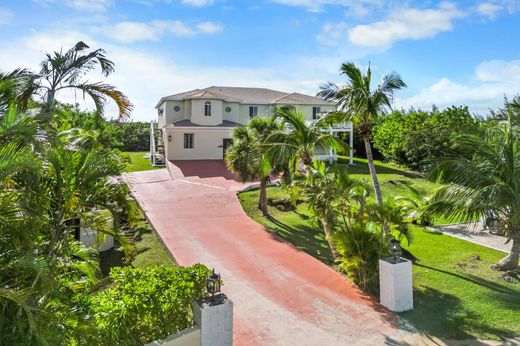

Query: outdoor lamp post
[206,269,221,297]
[389,238,402,261]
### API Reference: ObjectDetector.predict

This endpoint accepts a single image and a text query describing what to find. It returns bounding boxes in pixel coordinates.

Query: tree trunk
[258,177,269,217]
[363,136,383,206]
[363,136,391,234]
[321,219,339,261]
[496,232,520,270]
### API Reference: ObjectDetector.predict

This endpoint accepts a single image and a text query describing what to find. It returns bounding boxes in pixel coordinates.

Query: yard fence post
[192,293,233,346]
[379,258,413,312]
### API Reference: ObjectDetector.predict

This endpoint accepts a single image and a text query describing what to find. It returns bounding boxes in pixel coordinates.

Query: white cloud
[315,22,349,47]
[475,2,503,19]
[196,21,223,34]
[270,0,381,14]
[181,0,214,6]
[34,0,114,12]
[96,20,222,42]
[397,60,520,114]
[347,2,465,50]
[0,7,13,25]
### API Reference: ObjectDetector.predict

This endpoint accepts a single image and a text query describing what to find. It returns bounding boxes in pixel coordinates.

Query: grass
[238,158,520,341]
[100,213,174,277]
[123,151,161,172]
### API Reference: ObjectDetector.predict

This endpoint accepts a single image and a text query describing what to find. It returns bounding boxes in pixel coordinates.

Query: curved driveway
[124,163,409,345]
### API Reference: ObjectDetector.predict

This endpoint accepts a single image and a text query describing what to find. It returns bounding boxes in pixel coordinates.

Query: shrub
[89,264,212,345]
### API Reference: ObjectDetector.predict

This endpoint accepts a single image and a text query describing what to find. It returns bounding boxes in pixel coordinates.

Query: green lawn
[238,158,520,341]
[123,151,161,172]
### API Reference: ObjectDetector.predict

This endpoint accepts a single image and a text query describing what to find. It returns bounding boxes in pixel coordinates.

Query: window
[183,133,194,149]
[249,106,258,118]
[225,106,232,113]
[174,105,181,112]
[312,106,321,120]
[204,101,211,116]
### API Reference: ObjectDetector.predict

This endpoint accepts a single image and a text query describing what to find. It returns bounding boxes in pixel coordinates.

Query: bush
[373,106,480,170]
[89,264,212,345]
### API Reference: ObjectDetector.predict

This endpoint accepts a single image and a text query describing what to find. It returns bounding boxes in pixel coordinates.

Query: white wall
[221,102,240,123]
[146,326,200,346]
[191,99,223,126]
[166,128,233,160]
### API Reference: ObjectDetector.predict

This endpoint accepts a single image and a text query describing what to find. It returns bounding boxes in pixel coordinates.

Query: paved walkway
[124,166,411,345]
[429,222,512,254]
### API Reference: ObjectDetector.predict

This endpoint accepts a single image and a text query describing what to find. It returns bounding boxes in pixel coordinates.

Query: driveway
[124,162,411,345]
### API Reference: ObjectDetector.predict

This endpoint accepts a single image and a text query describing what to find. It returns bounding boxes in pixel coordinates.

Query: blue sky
[0,0,519,121]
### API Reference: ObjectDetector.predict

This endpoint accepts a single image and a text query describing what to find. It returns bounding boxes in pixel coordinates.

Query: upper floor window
[249,106,258,118]
[184,133,194,149]
[204,101,212,116]
[312,106,321,120]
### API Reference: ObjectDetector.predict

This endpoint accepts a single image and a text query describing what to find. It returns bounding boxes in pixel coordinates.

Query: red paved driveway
[124,165,408,345]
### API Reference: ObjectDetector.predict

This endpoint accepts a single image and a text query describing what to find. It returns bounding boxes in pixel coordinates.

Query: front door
[222,138,234,158]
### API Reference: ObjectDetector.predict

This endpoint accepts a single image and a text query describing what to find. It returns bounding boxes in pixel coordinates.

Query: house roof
[166,119,242,128]
[156,86,332,108]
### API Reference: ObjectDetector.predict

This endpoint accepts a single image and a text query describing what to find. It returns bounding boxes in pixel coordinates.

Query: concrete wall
[221,102,240,123]
[164,101,185,125]
[166,128,233,160]
[146,326,200,346]
[238,104,273,123]
[191,99,223,126]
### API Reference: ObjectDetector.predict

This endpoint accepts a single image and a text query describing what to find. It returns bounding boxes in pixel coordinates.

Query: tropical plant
[266,107,348,174]
[2,41,132,124]
[290,161,358,260]
[89,264,212,345]
[395,186,434,226]
[425,111,520,270]
[334,189,412,293]
[226,117,282,216]
[318,62,406,206]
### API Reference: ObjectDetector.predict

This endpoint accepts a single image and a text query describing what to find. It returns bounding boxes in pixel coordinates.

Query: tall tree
[3,41,132,124]
[225,117,281,216]
[425,112,520,270]
[318,62,406,206]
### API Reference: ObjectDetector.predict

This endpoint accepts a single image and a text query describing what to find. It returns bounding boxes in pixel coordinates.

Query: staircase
[150,122,166,167]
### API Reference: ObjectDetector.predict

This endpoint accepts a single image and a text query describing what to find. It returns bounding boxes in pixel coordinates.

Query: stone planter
[379,257,413,312]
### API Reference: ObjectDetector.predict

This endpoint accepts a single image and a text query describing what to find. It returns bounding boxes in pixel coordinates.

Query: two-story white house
[154,86,338,161]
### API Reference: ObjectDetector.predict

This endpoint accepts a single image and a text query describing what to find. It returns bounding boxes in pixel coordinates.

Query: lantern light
[389,238,402,262]
[206,269,221,297]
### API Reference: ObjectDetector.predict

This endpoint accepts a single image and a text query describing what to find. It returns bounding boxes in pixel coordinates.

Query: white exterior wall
[238,104,273,123]
[191,99,223,126]
[166,127,233,160]
[295,104,335,120]
[146,326,200,346]
[164,101,185,125]
[221,102,240,123]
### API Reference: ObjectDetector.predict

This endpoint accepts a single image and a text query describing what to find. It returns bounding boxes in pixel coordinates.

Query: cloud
[0,7,13,25]
[34,0,114,12]
[181,0,214,6]
[475,2,503,19]
[315,22,349,47]
[347,2,465,50]
[97,20,223,42]
[196,21,223,34]
[270,0,381,14]
[397,60,520,114]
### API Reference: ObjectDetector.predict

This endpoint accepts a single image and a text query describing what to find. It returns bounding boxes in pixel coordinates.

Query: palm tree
[266,107,349,174]
[318,62,406,206]
[425,113,520,270]
[291,160,358,260]
[3,41,132,124]
[225,117,281,216]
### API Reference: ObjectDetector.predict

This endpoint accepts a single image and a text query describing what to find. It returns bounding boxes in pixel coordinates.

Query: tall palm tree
[425,113,520,270]
[266,107,349,174]
[318,62,406,206]
[3,41,132,124]
[226,117,281,216]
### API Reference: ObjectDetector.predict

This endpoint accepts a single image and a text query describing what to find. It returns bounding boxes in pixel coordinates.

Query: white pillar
[379,258,413,312]
[193,294,233,346]
[349,127,354,165]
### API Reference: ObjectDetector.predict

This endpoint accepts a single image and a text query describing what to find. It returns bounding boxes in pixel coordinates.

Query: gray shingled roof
[156,86,332,107]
